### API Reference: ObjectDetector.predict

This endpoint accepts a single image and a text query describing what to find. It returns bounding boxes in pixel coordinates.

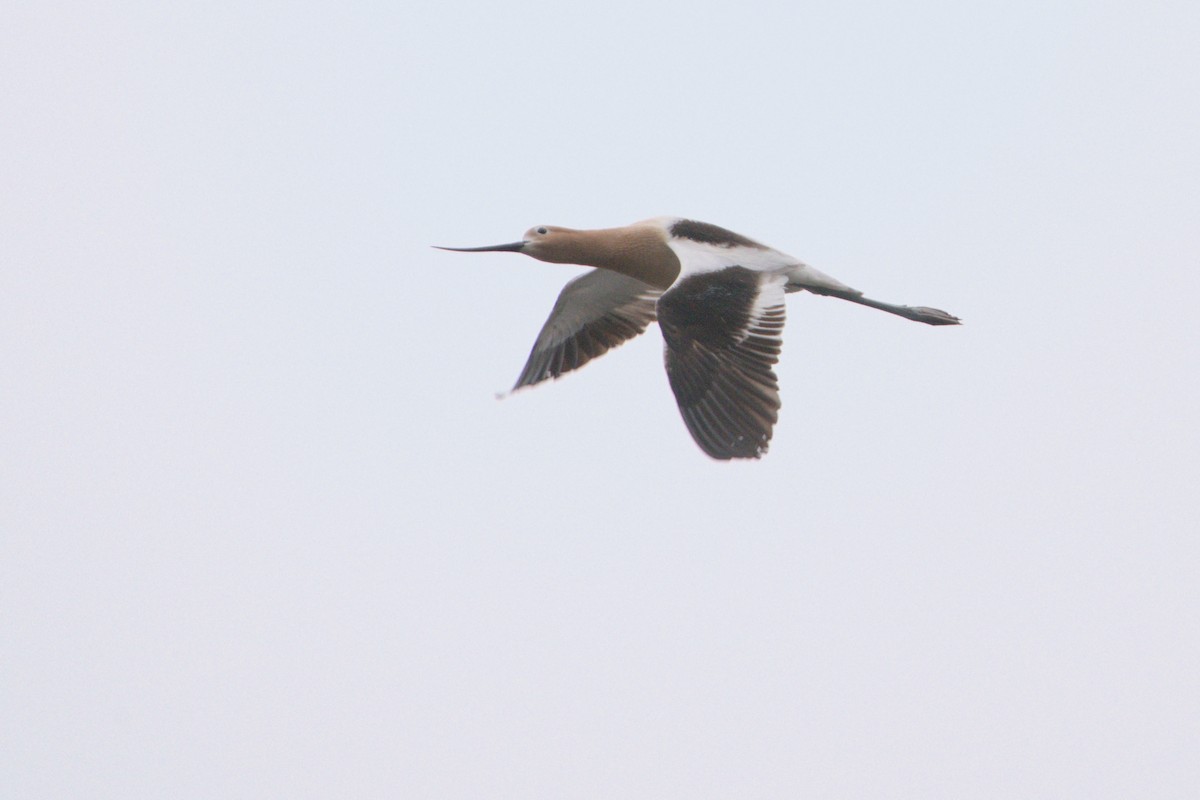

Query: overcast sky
[3,1,1198,797]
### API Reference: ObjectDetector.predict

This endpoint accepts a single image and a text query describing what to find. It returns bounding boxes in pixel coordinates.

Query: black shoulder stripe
[669,220,765,249]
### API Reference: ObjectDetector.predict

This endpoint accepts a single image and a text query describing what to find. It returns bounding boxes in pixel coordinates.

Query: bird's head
[434,225,581,264]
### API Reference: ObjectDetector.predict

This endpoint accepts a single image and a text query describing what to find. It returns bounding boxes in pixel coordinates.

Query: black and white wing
[512,269,662,391]
[657,268,787,460]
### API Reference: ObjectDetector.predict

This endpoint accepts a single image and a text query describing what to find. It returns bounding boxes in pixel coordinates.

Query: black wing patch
[513,269,661,391]
[657,268,787,460]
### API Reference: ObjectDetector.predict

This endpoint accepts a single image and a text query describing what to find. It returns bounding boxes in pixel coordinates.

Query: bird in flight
[437,217,959,460]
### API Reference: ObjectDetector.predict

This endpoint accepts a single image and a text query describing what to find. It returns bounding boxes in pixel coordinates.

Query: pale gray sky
[3,1,1198,797]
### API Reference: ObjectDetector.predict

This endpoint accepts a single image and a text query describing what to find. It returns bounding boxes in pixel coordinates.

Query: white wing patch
[665,227,856,295]
[666,236,797,276]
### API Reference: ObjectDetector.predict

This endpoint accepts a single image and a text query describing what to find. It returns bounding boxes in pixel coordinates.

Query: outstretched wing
[657,268,787,460]
[512,269,662,391]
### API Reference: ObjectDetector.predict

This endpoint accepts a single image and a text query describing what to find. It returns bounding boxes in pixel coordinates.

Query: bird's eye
[536,227,548,235]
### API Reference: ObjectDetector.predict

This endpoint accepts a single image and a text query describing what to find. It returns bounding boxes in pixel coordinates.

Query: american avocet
[437,217,959,460]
